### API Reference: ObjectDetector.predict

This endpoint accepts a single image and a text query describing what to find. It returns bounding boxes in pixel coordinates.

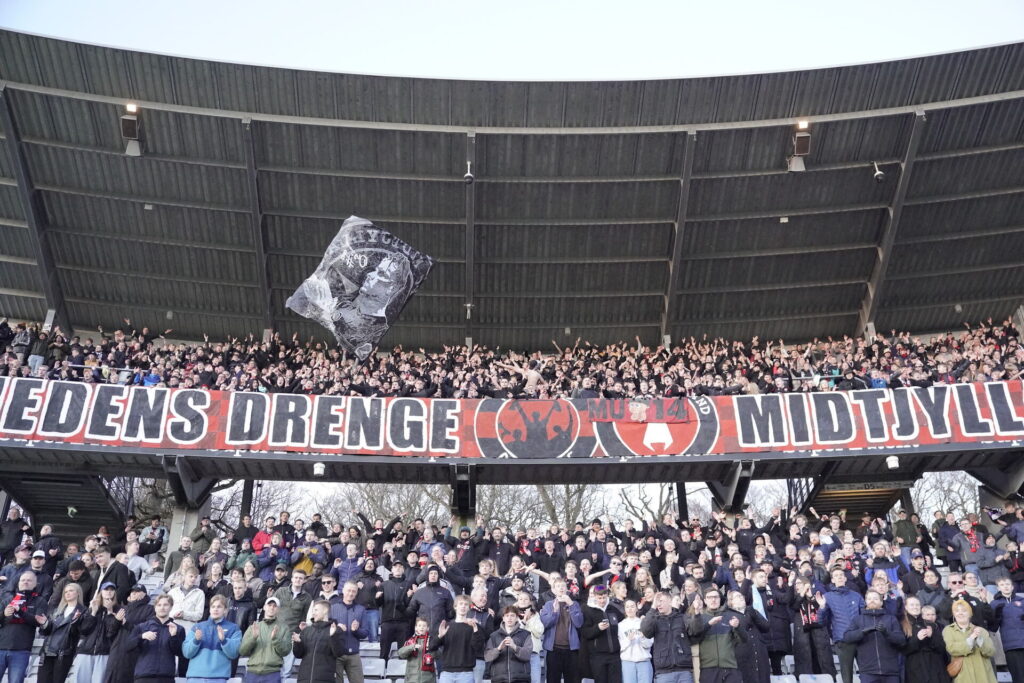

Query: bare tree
[911,471,979,521]
[210,480,304,530]
[616,483,676,522]
[744,480,788,524]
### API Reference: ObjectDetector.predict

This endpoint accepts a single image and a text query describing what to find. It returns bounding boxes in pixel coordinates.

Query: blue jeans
[654,672,693,683]
[440,672,476,683]
[0,650,30,683]
[186,679,226,683]
[473,659,486,683]
[363,608,380,642]
[622,660,653,683]
[243,673,282,683]
[531,652,542,683]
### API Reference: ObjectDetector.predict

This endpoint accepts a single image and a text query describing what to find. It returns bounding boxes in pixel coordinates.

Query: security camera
[464,161,474,184]
[872,162,886,183]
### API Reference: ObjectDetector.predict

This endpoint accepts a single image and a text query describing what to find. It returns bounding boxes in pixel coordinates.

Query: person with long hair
[37,583,85,683]
[726,591,770,683]
[75,583,119,683]
[900,595,949,683]
[617,599,652,683]
[942,599,996,683]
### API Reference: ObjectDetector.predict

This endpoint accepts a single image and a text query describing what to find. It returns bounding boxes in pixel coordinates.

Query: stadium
[1,7,1024,683]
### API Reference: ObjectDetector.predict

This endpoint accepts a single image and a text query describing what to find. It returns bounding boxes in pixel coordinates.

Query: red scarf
[965,529,980,553]
[403,634,434,672]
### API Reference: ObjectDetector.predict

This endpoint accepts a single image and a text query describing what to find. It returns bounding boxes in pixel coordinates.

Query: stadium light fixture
[796,120,809,130]
[885,455,899,470]
[313,462,326,477]
[125,103,138,113]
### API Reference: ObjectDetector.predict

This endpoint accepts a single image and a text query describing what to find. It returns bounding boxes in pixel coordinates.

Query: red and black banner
[0,377,1022,460]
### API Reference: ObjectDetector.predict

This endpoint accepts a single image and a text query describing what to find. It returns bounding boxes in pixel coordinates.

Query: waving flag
[286,216,434,361]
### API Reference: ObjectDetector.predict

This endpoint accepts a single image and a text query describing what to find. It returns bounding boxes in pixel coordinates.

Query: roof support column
[464,132,477,347]
[661,131,697,342]
[241,118,274,333]
[856,111,927,337]
[0,87,71,333]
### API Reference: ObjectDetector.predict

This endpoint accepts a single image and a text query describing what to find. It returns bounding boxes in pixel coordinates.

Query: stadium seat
[386,658,406,677]
[770,677,797,683]
[363,658,386,677]
[782,655,795,673]
[799,675,834,683]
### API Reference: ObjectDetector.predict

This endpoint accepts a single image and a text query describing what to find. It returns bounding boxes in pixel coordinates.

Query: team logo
[475,400,596,459]
[593,396,719,457]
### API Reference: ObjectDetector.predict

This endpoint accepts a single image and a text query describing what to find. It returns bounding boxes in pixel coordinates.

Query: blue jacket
[181,617,242,678]
[992,592,1024,652]
[328,601,367,655]
[257,547,285,582]
[819,586,865,643]
[539,598,583,651]
[842,609,906,675]
[864,557,902,586]
[331,558,362,585]
[129,617,186,678]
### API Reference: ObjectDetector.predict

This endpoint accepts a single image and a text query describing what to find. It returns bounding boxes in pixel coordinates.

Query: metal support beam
[797,460,841,514]
[449,463,477,517]
[661,131,697,341]
[241,119,274,332]
[240,480,255,520]
[707,460,755,514]
[856,111,927,336]
[675,483,689,522]
[969,463,1024,500]
[162,455,218,509]
[0,87,71,332]
[464,133,477,346]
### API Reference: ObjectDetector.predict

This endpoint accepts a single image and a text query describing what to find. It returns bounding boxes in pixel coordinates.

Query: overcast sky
[2,0,1023,81]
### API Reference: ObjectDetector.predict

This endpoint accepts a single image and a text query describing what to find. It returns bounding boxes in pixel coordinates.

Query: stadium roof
[1,31,1023,350]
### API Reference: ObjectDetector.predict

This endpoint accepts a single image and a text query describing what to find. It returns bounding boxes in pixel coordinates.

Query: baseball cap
[31,550,45,558]
[130,584,147,593]
[265,597,280,606]
[910,550,924,559]
[100,582,117,590]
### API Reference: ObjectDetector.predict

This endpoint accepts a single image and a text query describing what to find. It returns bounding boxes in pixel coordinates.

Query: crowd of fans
[1,500,1024,683]
[0,317,1021,399]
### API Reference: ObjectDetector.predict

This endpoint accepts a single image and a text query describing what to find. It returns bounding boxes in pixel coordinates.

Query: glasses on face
[949,580,963,585]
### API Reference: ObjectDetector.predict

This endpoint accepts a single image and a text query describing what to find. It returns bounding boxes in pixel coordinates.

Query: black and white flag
[286,216,434,360]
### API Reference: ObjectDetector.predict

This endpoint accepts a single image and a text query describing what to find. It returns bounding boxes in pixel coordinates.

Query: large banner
[0,377,1022,460]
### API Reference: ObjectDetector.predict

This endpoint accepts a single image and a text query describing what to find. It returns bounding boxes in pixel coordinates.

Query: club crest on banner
[475,399,596,459]
[593,396,720,457]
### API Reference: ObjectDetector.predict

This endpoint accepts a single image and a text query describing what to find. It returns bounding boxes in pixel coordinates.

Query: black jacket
[640,608,693,673]
[293,621,345,683]
[39,604,86,657]
[103,596,156,683]
[78,606,120,655]
[407,583,454,631]
[0,589,48,650]
[581,605,620,655]
[842,608,906,676]
[901,616,950,683]
[379,577,410,622]
[484,625,532,683]
[226,591,257,634]
[93,561,134,604]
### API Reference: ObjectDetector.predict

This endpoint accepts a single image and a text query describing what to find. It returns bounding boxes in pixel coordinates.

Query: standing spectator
[274,570,312,678]
[379,560,412,660]
[841,590,906,683]
[273,512,297,551]
[640,592,693,683]
[539,577,583,683]
[582,584,624,683]
[900,596,949,683]
[75,585,119,683]
[181,595,242,683]
[51,561,95,610]
[618,599,653,683]
[484,606,532,683]
[130,593,186,683]
[429,595,478,683]
[189,517,217,556]
[726,591,770,683]
[33,524,63,577]
[0,508,32,565]
[238,596,291,683]
[37,582,85,683]
[948,519,986,576]
[942,599,997,683]
[687,589,745,683]
[329,581,367,683]
[397,618,436,683]
[991,576,1024,683]
[893,510,920,570]
[104,584,156,683]
[292,601,343,683]
[167,569,205,677]
[789,576,834,678]
[0,572,49,683]
[163,536,196,578]
[408,565,455,633]
[818,567,865,683]
[92,546,132,603]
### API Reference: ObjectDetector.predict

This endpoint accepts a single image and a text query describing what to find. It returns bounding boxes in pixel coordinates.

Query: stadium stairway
[0,472,133,540]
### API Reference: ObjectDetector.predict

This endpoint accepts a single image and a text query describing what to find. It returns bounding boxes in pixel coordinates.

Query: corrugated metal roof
[0,30,1022,349]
